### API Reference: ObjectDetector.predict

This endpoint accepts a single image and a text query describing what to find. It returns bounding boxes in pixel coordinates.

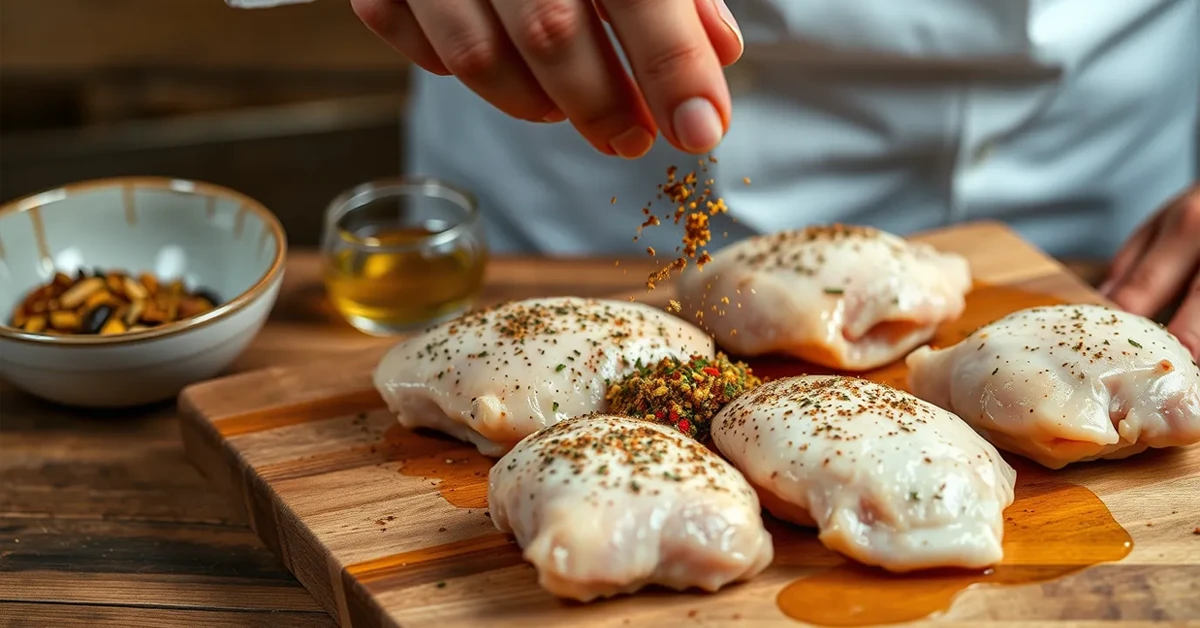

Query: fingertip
[672,97,725,154]
[698,0,744,66]
[593,0,610,23]
[600,0,732,152]
[609,125,656,159]
[418,59,453,76]
[541,107,568,123]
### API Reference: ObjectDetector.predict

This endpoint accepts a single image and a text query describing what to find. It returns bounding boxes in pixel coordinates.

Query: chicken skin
[711,375,1016,572]
[373,297,715,457]
[489,414,774,602]
[677,225,972,371]
[906,304,1200,469]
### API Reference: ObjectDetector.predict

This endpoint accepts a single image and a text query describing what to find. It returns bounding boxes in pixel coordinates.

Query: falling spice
[605,353,762,441]
[633,158,734,290]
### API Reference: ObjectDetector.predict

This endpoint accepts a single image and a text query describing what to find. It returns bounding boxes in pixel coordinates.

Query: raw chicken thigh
[373,297,714,456]
[677,225,971,370]
[489,414,774,601]
[711,375,1016,572]
[906,304,1200,469]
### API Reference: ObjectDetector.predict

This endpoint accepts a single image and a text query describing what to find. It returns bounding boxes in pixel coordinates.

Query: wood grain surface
[0,252,678,627]
[176,222,1200,628]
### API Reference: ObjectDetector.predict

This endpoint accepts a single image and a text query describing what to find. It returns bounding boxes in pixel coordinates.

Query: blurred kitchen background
[1,0,409,246]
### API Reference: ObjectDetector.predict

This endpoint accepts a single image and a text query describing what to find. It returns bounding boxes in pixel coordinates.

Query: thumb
[696,0,744,66]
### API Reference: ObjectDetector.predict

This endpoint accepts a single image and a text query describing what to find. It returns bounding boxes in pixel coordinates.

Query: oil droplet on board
[384,424,491,509]
[775,458,1133,626]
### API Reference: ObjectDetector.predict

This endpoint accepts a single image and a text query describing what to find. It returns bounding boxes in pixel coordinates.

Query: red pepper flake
[605,353,762,441]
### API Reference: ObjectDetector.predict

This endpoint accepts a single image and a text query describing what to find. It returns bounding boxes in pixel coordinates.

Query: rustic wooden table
[0,251,1109,627]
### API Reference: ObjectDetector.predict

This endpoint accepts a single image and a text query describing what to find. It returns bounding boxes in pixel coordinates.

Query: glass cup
[321,177,487,336]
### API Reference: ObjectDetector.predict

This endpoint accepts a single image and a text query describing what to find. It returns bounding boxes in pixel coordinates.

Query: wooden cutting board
[178,222,1200,628]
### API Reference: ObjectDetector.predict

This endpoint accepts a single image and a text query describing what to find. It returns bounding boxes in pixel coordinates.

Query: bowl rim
[0,176,287,347]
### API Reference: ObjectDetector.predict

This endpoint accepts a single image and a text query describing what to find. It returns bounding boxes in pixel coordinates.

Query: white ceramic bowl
[0,177,287,408]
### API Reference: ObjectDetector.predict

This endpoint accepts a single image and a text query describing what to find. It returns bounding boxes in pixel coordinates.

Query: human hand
[1102,185,1200,359]
[350,0,743,158]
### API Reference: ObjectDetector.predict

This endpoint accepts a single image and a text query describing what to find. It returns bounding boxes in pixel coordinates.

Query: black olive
[82,305,113,334]
[195,289,222,306]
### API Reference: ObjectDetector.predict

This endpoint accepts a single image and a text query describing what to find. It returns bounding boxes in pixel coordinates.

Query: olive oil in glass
[321,178,486,335]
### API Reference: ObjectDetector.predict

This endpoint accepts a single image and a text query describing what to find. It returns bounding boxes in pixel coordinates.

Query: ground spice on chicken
[605,353,762,441]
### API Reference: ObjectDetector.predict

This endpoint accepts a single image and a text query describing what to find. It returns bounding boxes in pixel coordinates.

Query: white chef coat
[404,0,1199,258]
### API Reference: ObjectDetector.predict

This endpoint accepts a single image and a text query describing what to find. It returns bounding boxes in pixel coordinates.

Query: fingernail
[713,0,744,52]
[609,126,655,159]
[672,98,724,153]
[542,108,566,123]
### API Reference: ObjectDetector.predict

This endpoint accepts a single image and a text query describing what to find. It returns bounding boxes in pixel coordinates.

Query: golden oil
[323,225,486,334]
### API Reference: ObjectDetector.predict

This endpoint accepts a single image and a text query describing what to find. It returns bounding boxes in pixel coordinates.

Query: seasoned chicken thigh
[677,225,971,370]
[489,414,774,602]
[906,304,1200,469]
[711,375,1015,572]
[373,297,714,456]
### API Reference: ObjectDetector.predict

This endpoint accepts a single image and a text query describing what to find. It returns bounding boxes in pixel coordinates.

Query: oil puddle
[775,458,1132,625]
[383,423,492,508]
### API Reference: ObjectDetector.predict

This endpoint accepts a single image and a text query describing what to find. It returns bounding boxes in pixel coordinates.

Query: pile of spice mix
[606,353,762,441]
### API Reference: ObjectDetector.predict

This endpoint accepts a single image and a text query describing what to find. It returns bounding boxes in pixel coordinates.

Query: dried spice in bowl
[8,269,221,336]
[606,353,762,441]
